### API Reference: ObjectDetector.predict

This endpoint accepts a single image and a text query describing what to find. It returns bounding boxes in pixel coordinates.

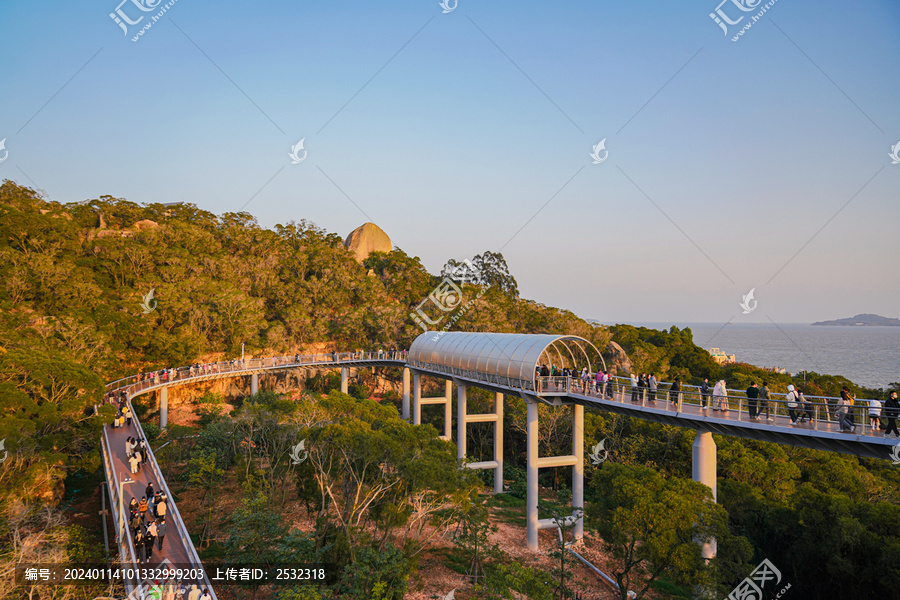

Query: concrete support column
[572,403,584,541]
[692,431,717,559]
[413,372,421,426]
[402,367,411,421]
[340,367,349,394]
[526,399,539,552]
[494,392,504,494]
[457,383,467,460]
[250,373,258,396]
[159,387,168,429]
[443,380,452,440]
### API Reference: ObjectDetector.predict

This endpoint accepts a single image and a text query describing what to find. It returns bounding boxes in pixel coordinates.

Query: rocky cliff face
[344,222,392,262]
[606,341,632,375]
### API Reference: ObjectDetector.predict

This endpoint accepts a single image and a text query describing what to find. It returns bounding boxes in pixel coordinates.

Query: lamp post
[119,477,135,546]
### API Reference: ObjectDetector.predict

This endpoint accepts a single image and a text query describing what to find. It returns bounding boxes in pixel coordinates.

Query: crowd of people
[532,367,900,437]
[128,482,168,563]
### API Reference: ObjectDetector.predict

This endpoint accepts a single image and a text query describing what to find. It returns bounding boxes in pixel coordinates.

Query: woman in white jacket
[713,380,728,411]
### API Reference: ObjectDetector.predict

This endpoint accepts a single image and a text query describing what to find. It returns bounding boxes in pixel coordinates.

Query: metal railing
[124,398,219,600]
[106,351,408,394]
[543,374,886,436]
[100,429,141,598]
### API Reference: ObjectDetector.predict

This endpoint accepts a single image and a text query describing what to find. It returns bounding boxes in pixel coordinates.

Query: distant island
[812,313,900,326]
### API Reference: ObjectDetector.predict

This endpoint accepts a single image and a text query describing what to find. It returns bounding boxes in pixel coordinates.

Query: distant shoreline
[811,314,900,327]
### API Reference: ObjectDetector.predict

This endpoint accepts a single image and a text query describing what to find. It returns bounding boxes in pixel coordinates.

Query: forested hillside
[1,179,899,600]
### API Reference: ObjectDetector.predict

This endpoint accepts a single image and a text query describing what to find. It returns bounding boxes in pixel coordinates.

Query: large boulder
[344,222,392,262]
[606,341,632,376]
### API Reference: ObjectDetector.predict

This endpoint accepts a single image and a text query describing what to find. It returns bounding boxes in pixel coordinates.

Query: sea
[632,322,900,390]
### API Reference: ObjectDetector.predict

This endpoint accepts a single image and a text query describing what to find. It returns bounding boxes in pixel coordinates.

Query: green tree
[589,463,749,599]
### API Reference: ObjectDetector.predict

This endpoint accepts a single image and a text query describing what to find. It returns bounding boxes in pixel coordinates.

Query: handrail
[106,351,408,391]
[125,397,219,600]
[101,429,141,597]
[107,351,889,439]
[549,374,886,436]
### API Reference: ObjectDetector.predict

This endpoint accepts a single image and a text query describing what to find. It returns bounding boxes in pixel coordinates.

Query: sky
[1,0,898,325]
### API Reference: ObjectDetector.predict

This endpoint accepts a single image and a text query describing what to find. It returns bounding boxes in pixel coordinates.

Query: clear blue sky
[1,0,898,324]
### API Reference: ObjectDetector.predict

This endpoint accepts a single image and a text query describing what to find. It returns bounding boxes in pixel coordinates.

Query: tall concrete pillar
[444,380,452,440]
[526,399,539,552]
[250,373,259,396]
[402,367,410,421]
[159,387,168,429]
[412,372,421,426]
[692,431,717,559]
[494,392,504,494]
[572,403,584,540]
[340,367,349,394]
[457,383,467,460]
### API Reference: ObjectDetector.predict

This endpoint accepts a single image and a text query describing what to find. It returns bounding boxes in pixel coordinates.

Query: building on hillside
[708,347,736,365]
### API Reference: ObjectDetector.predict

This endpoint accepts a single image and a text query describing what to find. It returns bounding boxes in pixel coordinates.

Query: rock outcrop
[344,222,392,263]
[606,341,632,375]
[132,219,159,230]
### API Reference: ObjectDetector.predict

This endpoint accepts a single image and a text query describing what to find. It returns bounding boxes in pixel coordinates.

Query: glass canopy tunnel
[407,331,606,392]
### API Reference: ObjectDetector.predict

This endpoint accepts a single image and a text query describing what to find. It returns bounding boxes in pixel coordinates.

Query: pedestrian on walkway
[668,378,681,405]
[125,436,133,457]
[129,453,140,474]
[758,382,772,421]
[144,527,155,562]
[786,385,801,425]
[146,482,154,500]
[140,438,149,464]
[199,589,211,600]
[713,380,728,411]
[869,397,883,431]
[630,373,639,402]
[138,497,148,520]
[835,390,853,432]
[131,511,142,537]
[746,382,759,420]
[648,374,658,402]
[799,388,814,423]
[840,388,858,430]
[157,517,167,550]
[123,406,132,427]
[700,378,711,409]
[163,578,176,600]
[883,391,899,438]
[175,582,186,600]
[187,584,201,600]
[134,529,147,563]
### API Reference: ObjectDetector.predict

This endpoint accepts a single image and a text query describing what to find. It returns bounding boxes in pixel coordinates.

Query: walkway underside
[564,391,896,461]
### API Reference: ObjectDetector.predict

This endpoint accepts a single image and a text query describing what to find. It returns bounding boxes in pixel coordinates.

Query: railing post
[677,391,683,412]
[737,397,742,421]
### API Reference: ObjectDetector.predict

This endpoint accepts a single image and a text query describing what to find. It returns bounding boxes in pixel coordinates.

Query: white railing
[561,375,885,436]
[100,429,141,597]
[106,351,408,395]
[125,398,219,600]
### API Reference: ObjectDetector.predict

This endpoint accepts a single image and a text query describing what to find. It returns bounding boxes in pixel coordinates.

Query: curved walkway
[101,340,897,565]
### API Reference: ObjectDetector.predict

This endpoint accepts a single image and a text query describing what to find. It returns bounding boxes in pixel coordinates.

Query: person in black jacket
[884,391,900,438]
[746,382,760,420]
[668,378,682,405]
[700,378,711,409]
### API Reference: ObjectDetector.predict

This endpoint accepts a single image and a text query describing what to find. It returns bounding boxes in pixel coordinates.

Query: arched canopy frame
[407,332,605,392]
